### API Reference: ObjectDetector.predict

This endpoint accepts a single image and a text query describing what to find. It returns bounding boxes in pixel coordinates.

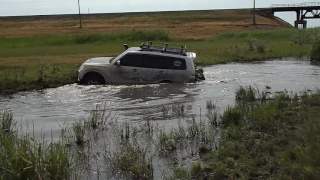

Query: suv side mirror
[116,60,121,66]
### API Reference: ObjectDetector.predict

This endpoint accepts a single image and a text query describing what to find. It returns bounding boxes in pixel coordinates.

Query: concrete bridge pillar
[294,20,307,28]
[295,10,307,28]
[296,10,301,21]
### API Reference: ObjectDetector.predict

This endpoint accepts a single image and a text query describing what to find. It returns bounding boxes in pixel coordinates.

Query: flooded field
[0,58,320,179]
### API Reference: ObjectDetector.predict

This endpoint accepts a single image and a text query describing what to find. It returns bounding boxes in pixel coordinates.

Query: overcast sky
[0,0,319,26]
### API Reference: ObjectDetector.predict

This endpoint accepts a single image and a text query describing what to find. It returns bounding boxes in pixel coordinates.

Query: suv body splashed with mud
[77,41,205,85]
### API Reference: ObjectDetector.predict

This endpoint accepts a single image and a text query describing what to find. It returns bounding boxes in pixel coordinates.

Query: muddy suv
[78,41,204,85]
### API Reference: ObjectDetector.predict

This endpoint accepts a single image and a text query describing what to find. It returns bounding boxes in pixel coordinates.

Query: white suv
[77,42,204,85]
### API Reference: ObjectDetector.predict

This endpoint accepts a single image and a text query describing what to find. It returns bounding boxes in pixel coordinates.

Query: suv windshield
[109,57,115,63]
[109,48,129,63]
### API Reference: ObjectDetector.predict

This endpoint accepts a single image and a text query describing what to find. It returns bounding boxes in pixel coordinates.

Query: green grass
[209,27,320,41]
[73,120,86,146]
[0,29,169,48]
[106,141,153,179]
[176,87,320,179]
[0,63,79,94]
[311,37,320,61]
[0,110,73,180]
[0,28,319,94]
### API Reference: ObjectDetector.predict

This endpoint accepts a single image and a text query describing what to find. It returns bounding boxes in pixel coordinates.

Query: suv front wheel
[82,72,105,85]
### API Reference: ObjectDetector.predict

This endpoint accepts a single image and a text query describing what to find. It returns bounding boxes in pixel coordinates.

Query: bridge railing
[271,2,320,8]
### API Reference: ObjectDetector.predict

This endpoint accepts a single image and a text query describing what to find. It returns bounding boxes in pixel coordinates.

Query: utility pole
[78,0,82,28]
[253,0,256,25]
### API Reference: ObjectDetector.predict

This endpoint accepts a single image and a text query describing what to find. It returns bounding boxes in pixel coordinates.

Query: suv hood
[84,57,114,64]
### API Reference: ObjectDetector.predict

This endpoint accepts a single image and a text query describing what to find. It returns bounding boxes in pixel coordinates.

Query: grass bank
[173,87,320,179]
[1,28,319,94]
[0,9,289,39]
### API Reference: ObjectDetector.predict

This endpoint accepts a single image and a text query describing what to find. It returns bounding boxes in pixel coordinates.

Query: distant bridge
[268,2,320,28]
[271,2,320,8]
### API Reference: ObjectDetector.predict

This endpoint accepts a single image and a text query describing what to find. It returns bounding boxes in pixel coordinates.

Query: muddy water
[0,59,320,179]
[0,59,320,136]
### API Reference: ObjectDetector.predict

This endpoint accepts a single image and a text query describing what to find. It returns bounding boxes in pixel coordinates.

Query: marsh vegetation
[172,87,320,179]
[1,86,320,179]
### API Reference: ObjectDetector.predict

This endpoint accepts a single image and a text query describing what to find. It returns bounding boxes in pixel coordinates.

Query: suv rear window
[120,53,186,70]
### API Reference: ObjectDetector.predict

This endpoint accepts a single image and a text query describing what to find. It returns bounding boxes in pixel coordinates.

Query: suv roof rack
[139,41,187,56]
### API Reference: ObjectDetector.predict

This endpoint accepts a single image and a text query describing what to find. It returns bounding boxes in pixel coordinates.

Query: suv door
[141,54,188,83]
[115,53,143,84]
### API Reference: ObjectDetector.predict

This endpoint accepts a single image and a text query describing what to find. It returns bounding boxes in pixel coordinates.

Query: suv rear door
[140,54,188,83]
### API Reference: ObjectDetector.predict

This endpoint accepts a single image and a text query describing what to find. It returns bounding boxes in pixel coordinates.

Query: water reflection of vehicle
[114,83,199,120]
[115,83,198,102]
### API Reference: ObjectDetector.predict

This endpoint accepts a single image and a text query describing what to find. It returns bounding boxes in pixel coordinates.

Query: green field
[0,28,319,94]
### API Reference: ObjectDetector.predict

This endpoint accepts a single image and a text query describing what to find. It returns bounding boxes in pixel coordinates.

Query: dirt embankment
[0,9,292,39]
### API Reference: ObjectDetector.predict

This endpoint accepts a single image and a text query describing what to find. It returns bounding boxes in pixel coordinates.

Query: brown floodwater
[0,58,320,179]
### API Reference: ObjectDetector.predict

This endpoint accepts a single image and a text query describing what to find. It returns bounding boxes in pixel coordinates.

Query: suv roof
[138,41,188,56]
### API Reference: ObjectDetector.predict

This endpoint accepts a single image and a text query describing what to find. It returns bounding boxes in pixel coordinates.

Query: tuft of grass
[37,62,49,82]
[72,120,86,146]
[190,161,203,178]
[246,38,266,53]
[85,103,111,129]
[0,110,15,133]
[171,103,186,117]
[221,105,245,126]
[161,105,170,116]
[157,129,177,152]
[206,100,220,127]
[235,85,256,103]
[173,168,189,179]
[206,100,216,110]
[106,141,153,179]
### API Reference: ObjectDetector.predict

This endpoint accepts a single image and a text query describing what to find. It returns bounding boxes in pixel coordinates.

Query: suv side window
[120,53,187,70]
[143,54,187,70]
[120,53,143,67]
